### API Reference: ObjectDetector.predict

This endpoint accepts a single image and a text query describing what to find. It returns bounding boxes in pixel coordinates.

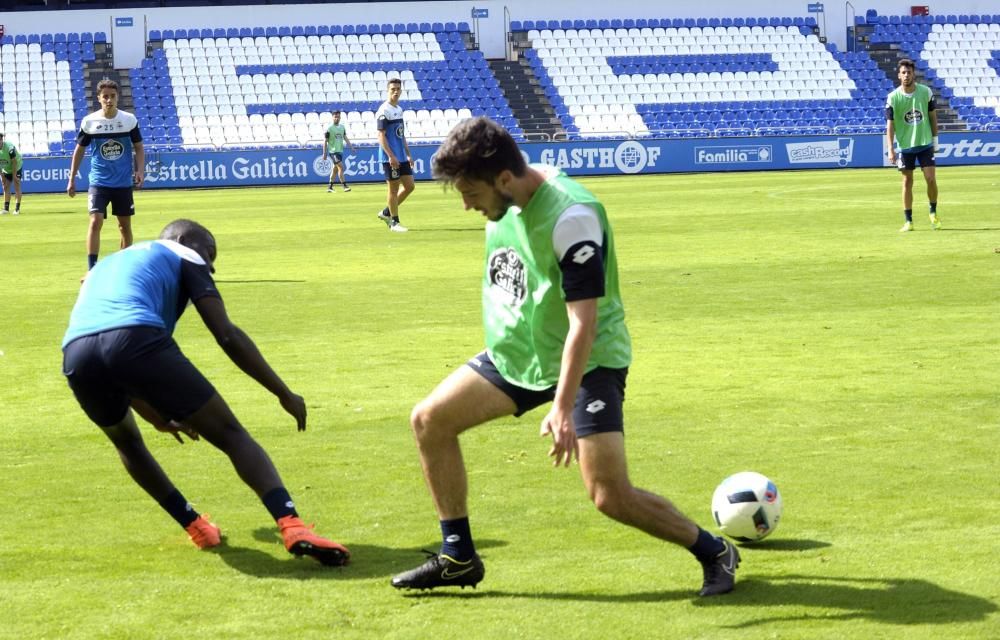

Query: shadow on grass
[213,279,306,284]
[692,575,998,627]
[210,531,508,581]
[738,538,832,551]
[409,573,997,626]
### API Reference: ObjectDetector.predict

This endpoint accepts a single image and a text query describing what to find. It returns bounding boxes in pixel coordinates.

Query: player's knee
[589,481,630,520]
[409,402,432,440]
[410,401,448,444]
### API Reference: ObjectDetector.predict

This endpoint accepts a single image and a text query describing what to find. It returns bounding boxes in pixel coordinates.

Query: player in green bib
[886,58,940,232]
[323,110,354,192]
[390,117,740,597]
[0,132,24,215]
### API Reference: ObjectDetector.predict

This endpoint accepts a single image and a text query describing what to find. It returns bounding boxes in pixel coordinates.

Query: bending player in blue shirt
[62,219,350,564]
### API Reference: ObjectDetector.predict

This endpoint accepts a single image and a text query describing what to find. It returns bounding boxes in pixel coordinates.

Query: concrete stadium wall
[0,1,997,60]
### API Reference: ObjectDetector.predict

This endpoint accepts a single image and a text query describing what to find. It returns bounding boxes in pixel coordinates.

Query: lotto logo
[572,245,596,264]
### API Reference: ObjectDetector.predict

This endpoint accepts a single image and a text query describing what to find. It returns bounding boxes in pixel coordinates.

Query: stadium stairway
[865,44,963,130]
[488,59,560,139]
[859,12,1000,131]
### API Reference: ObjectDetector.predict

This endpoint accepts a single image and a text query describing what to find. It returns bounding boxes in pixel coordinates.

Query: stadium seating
[0,33,102,155]
[130,22,516,150]
[513,17,889,139]
[2,13,996,155]
[0,21,513,155]
[860,12,1000,130]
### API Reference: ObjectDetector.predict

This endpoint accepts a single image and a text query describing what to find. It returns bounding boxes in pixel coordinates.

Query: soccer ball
[711,471,782,542]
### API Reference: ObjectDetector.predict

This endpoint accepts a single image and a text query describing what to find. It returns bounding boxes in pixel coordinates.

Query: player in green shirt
[390,117,740,597]
[886,58,940,232]
[323,110,354,192]
[0,132,24,215]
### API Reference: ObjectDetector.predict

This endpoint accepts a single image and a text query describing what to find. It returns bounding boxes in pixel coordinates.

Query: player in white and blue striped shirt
[67,78,145,271]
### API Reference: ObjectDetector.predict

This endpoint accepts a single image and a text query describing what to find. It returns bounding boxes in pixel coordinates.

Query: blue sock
[87,254,98,270]
[930,202,937,214]
[440,517,475,561]
[158,489,198,528]
[688,527,725,563]
[262,487,298,521]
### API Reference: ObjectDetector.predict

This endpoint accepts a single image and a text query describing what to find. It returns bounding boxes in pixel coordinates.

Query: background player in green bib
[323,110,354,192]
[0,132,23,215]
[390,117,740,597]
[886,58,940,232]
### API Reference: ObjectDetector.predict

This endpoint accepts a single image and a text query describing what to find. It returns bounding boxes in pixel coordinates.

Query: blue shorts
[897,147,935,171]
[2,168,22,181]
[467,351,627,437]
[382,161,413,181]
[88,186,135,218]
[329,152,343,165]
[63,326,216,427]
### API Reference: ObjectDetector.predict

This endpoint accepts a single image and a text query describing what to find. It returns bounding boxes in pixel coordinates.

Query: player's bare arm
[540,297,598,467]
[193,295,307,431]
[130,397,200,443]
[133,141,145,189]
[67,145,86,197]
[886,120,897,164]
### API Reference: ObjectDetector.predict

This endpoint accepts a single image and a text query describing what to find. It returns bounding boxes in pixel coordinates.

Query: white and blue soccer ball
[711,471,782,542]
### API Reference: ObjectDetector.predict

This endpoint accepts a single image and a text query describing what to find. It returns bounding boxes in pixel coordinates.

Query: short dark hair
[332,109,341,115]
[96,78,119,94]
[897,58,915,73]
[433,117,527,185]
[159,219,214,245]
[387,77,401,87]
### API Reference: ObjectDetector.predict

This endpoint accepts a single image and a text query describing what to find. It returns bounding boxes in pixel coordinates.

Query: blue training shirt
[63,240,219,348]
[76,109,142,188]
[375,100,407,163]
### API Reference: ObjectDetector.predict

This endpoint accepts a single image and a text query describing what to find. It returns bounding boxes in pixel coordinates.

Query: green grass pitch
[1,166,998,639]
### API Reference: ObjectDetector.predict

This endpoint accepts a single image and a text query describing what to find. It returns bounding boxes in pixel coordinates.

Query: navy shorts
[63,326,216,427]
[88,186,135,218]
[2,168,22,181]
[382,161,413,181]
[897,147,935,171]
[330,152,343,165]
[467,351,627,437]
